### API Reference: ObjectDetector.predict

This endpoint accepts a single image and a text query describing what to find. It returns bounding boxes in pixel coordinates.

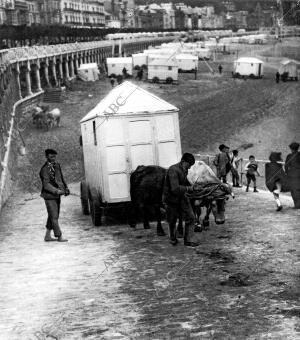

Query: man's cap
[181,152,195,165]
[289,142,299,150]
[219,144,226,151]
[45,148,57,156]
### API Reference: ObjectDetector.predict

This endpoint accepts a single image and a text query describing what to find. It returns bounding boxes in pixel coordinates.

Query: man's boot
[169,223,178,245]
[44,229,56,242]
[253,187,259,193]
[57,235,68,242]
[184,224,199,247]
[246,186,249,192]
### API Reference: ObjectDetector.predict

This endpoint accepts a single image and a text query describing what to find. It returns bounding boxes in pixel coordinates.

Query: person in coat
[285,142,300,209]
[163,153,200,247]
[39,149,70,242]
[213,144,230,183]
[265,152,289,211]
[276,71,280,83]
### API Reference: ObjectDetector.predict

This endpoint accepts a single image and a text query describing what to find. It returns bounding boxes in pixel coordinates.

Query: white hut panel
[233,58,263,77]
[279,60,298,78]
[107,57,133,76]
[155,115,180,168]
[176,54,198,71]
[132,53,148,68]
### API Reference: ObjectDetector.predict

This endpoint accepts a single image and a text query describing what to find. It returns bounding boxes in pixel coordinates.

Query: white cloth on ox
[187,161,220,185]
[187,161,232,201]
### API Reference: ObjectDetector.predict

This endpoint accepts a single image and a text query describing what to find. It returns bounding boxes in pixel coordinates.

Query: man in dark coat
[39,149,70,242]
[285,142,300,209]
[163,153,200,247]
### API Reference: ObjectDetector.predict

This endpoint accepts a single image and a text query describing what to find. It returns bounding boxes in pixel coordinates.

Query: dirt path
[0,184,299,339]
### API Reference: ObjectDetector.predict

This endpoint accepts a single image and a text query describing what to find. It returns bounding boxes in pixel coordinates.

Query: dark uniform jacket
[39,162,68,200]
[285,152,300,179]
[265,161,289,192]
[163,162,191,206]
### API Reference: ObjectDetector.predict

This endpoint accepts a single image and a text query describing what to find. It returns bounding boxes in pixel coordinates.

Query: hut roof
[80,81,178,122]
[235,57,263,64]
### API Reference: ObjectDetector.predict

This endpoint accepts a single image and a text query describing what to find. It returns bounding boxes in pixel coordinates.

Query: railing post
[25,61,33,97]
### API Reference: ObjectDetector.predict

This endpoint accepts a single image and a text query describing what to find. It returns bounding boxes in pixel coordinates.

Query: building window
[93,121,97,145]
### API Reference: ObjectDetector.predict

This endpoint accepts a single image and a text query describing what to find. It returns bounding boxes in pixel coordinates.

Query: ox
[129,161,233,234]
[129,165,167,236]
[45,108,61,130]
[32,105,49,129]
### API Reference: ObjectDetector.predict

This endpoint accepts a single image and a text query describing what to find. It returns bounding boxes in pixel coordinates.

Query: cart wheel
[89,189,102,226]
[249,74,255,79]
[153,77,159,83]
[166,77,173,84]
[80,180,89,215]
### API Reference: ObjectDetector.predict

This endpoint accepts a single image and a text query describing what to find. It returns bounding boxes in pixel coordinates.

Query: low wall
[0,92,44,211]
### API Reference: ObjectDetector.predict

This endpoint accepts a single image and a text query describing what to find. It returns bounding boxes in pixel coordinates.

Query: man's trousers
[166,198,196,243]
[44,198,62,238]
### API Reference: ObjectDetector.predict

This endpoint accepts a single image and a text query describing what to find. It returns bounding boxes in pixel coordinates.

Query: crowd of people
[213,142,300,211]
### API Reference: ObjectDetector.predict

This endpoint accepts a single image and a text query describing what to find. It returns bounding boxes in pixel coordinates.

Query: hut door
[258,63,261,77]
[104,119,130,201]
[154,115,180,168]
[128,119,155,170]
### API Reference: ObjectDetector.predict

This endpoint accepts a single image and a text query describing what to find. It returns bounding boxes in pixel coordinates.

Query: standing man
[285,142,300,209]
[39,149,70,242]
[276,71,280,83]
[218,64,223,74]
[163,153,199,247]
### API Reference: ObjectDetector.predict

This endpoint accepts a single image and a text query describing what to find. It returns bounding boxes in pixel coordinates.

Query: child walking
[231,150,242,187]
[265,152,289,211]
[244,155,261,192]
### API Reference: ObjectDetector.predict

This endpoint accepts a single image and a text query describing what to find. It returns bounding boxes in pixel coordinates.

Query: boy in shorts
[244,155,261,192]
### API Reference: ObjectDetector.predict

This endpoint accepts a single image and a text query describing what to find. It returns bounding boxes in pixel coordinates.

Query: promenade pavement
[0,184,299,340]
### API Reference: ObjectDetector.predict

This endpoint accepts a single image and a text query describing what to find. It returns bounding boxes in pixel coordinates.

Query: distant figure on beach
[117,74,123,85]
[218,64,223,74]
[122,67,128,78]
[276,71,280,83]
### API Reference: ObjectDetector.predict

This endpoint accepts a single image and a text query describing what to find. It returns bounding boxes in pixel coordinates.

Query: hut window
[92,121,97,146]
[168,66,172,70]
[251,64,253,66]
